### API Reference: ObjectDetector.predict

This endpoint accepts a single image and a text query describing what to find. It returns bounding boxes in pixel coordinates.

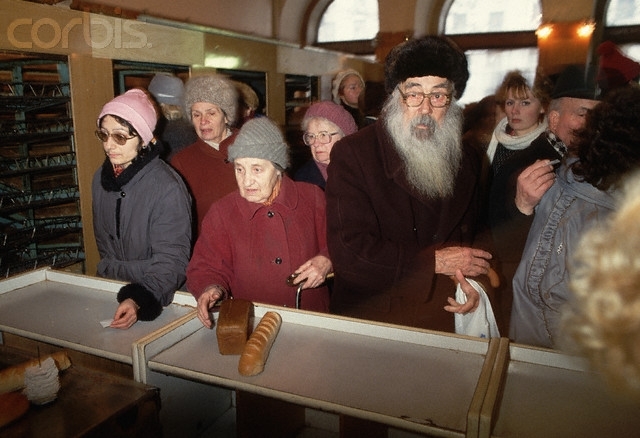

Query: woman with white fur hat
[92,88,192,329]
[186,117,332,328]
[332,68,367,129]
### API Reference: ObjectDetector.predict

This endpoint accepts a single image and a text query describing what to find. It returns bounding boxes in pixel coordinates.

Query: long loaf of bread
[238,311,282,376]
[0,351,71,394]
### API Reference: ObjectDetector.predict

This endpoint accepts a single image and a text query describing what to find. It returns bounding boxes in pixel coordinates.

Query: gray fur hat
[228,117,290,170]
[184,75,238,125]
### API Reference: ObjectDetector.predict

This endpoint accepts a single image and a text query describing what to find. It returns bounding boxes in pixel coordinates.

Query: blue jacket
[510,161,617,348]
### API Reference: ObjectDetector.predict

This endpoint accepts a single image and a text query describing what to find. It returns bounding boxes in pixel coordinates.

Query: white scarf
[486,116,548,163]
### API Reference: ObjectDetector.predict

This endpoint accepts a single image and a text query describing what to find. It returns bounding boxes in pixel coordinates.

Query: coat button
[274,257,282,264]
[120,191,126,198]
[267,211,274,218]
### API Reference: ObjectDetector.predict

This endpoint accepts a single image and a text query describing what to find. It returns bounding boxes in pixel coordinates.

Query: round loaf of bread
[0,391,29,427]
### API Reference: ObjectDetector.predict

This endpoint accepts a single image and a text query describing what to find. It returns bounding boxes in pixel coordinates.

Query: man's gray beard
[382,90,463,198]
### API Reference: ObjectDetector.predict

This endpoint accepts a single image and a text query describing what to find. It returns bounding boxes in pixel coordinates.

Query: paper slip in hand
[100,319,113,328]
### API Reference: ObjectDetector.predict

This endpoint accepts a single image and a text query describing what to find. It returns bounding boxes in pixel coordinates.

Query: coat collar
[100,146,160,192]
[234,175,299,220]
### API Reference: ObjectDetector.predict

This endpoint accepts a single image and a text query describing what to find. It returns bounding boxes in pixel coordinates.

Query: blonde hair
[562,171,640,398]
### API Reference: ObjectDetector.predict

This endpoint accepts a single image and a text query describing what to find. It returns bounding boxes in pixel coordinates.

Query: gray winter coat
[510,161,617,348]
[92,152,192,317]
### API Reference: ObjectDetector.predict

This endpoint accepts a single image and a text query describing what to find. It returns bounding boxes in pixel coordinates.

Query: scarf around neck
[486,116,548,163]
[100,147,159,192]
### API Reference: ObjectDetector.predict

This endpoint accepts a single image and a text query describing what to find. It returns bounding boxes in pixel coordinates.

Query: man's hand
[435,246,492,277]
[515,159,557,215]
[444,270,480,314]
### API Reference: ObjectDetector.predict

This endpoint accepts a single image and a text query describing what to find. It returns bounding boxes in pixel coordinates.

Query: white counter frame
[0,268,196,364]
[137,303,497,438]
[2,270,637,438]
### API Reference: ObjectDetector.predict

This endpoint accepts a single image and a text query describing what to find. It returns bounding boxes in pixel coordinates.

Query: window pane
[445,0,540,34]
[606,0,640,26]
[317,0,379,42]
[459,48,538,105]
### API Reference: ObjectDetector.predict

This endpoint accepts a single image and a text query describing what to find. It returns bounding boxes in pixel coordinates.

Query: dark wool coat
[326,120,491,332]
[294,159,326,190]
[92,152,192,318]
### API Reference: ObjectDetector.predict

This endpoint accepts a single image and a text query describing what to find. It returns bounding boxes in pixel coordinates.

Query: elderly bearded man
[326,36,496,333]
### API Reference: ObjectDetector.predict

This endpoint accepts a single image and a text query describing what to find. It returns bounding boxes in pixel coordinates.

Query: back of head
[184,75,238,125]
[302,101,357,136]
[563,170,640,398]
[384,35,469,99]
[148,73,185,106]
[572,86,640,190]
[233,81,260,111]
[228,117,290,170]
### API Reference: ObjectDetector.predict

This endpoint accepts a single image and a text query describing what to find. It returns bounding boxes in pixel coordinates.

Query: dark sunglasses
[95,129,137,145]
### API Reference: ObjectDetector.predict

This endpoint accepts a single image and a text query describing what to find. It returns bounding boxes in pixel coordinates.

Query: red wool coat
[171,133,238,235]
[326,121,491,332]
[187,176,330,312]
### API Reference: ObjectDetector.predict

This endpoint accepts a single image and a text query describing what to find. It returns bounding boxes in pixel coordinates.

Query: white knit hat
[332,69,365,104]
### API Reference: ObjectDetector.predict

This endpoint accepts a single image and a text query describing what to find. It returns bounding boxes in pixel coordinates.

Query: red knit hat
[302,101,357,136]
[597,41,640,92]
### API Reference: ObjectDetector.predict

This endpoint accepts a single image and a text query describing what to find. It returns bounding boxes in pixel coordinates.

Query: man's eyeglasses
[95,129,137,145]
[398,88,452,108]
[303,131,340,146]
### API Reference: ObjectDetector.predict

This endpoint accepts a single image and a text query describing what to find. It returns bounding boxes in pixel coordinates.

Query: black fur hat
[384,35,469,99]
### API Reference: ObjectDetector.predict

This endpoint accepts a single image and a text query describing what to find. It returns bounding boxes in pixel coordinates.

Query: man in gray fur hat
[171,74,239,235]
[326,36,497,333]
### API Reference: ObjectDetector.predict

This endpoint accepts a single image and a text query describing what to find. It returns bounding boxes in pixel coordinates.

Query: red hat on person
[597,41,640,93]
[302,101,358,137]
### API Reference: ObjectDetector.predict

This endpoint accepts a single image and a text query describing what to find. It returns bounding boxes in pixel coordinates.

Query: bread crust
[238,311,282,376]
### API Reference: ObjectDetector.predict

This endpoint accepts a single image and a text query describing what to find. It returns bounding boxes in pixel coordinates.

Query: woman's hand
[197,286,225,329]
[293,255,333,289]
[110,298,139,329]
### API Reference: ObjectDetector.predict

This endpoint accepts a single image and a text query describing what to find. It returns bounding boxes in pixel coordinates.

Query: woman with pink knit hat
[294,100,357,190]
[92,88,192,329]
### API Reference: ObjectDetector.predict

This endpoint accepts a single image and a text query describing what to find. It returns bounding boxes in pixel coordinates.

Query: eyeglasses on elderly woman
[303,131,340,146]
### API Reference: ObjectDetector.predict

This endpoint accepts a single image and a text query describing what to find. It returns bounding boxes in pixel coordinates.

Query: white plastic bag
[454,278,500,338]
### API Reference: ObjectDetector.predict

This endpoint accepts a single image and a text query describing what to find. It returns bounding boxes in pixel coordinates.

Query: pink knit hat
[302,101,357,136]
[98,89,157,145]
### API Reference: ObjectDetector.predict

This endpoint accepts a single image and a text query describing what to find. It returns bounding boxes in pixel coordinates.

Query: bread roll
[0,391,29,427]
[238,311,282,376]
[0,351,71,394]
